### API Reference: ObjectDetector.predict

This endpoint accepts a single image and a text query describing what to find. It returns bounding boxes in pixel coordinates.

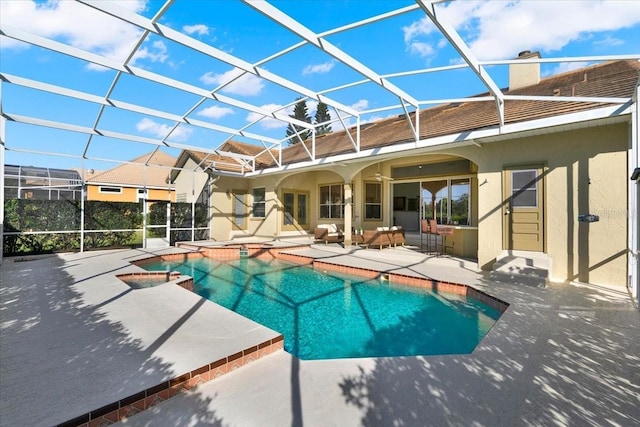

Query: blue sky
[1,0,639,171]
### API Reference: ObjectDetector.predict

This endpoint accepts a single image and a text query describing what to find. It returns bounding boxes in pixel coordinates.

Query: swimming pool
[143,256,502,360]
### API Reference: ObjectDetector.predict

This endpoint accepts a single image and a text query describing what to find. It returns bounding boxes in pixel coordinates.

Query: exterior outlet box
[578,214,600,223]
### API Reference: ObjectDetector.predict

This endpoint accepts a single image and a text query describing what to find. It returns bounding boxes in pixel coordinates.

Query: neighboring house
[172,58,640,297]
[84,151,176,202]
[3,164,83,200]
[171,140,274,203]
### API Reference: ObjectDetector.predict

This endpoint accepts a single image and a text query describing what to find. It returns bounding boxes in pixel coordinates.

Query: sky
[1,0,639,171]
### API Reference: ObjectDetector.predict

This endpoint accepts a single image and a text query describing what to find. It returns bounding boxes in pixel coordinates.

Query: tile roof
[85,150,176,188]
[177,141,278,175]
[184,60,639,173]
[283,60,640,165]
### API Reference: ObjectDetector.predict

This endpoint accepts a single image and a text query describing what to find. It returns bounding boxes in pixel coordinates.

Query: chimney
[509,50,541,91]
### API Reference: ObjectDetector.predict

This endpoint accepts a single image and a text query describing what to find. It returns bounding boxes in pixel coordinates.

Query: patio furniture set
[314,220,454,255]
[314,224,405,249]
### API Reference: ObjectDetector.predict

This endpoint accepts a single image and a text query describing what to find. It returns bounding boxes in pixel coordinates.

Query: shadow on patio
[0,252,227,426]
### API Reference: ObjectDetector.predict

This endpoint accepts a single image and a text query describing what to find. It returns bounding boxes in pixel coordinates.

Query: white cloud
[362,113,398,125]
[0,0,177,71]
[594,35,625,47]
[0,1,144,52]
[302,60,335,75]
[200,69,265,96]
[246,104,293,129]
[350,99,369,112]
[543,61,590,77]
[136,118,193,141]
[403,0,640,61]
[408,41,435,58]
[197,105,235,119]
[183,24,210,36]
[132,40,168,64]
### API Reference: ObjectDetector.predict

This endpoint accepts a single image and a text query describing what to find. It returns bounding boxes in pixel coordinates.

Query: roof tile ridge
[541,59,631,82]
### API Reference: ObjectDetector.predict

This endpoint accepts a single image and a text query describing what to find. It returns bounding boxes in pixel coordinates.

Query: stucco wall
[204,122,629,287]
[148,188,175,202]
[86,185,174,202]
[86,185,137,202]
[466,123,629,286]
[210,170,351,240]
[173,158,209,203]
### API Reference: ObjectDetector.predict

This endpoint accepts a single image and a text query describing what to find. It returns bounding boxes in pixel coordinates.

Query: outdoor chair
[429,219,454,256]
[420,219,432,253]
[314,223,344,244]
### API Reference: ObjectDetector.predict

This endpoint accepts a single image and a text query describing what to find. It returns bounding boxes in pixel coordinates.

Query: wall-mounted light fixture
[631,167,640,181]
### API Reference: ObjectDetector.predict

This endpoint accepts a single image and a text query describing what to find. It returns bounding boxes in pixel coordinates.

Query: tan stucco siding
[470,123,628,286]
[87,185,174,202]
[147,188,174,202]
[210,171,351,240]
[210,177,247,240]
[87,185,137,202]
[173,159,209,203]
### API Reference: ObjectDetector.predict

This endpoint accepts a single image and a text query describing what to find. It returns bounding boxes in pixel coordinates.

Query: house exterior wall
[86,185,137,202]
[210,171,356,240]
[466,122,629,286]
[201,123,629,288]
[173,158,209,203]
[148,188,175,202]
[210,176,249,240]
[86,185,174,202]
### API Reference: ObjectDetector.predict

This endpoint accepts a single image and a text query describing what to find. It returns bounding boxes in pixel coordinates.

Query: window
[364,182,382,220]
[252,188,266,218]
[450,179,470,225]
[511,170,538,207]
[421,177,471,225]
[319,184,343,219]
[99,186,122,194]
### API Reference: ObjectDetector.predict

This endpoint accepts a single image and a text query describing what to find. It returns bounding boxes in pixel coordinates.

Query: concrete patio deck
[1,244,639,426]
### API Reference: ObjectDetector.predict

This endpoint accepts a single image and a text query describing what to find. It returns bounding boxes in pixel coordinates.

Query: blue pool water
[144,257,502,360]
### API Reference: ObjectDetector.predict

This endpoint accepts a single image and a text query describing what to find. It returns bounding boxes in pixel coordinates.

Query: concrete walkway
[1,245,639,426]
[0,248,280,426]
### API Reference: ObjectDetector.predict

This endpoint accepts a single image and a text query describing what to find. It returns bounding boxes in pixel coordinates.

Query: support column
[344,182,352,247]
[0,85,4,263]
[629,86,639,305]
[166,201,171,243]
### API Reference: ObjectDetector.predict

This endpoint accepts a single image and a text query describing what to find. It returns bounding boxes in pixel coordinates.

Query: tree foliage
[84,201,144,248]
[315,101,332,135]
[3,199,145,255]
[285,99,334,144]
[3,199,81,255]
[285,98,312,145]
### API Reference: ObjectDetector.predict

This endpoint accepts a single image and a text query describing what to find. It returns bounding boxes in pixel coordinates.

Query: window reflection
[421,178,470,225]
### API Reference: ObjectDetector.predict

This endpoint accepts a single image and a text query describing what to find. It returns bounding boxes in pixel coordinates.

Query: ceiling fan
[368,164,394,181]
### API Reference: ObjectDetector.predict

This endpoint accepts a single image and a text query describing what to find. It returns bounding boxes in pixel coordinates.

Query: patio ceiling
[0,0,638,177]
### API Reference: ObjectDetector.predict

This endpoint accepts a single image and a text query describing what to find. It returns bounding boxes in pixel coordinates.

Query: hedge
[3,199,209,256]
[3,199,143,255]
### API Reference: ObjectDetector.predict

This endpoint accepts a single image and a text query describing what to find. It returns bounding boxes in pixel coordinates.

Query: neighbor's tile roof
[179,141,277,174]
[85,150,176,187]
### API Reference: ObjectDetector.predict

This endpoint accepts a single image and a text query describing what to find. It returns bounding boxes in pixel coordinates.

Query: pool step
[489,251,550,287]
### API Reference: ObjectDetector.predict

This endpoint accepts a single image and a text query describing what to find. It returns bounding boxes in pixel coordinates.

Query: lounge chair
[314,223,344,244]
